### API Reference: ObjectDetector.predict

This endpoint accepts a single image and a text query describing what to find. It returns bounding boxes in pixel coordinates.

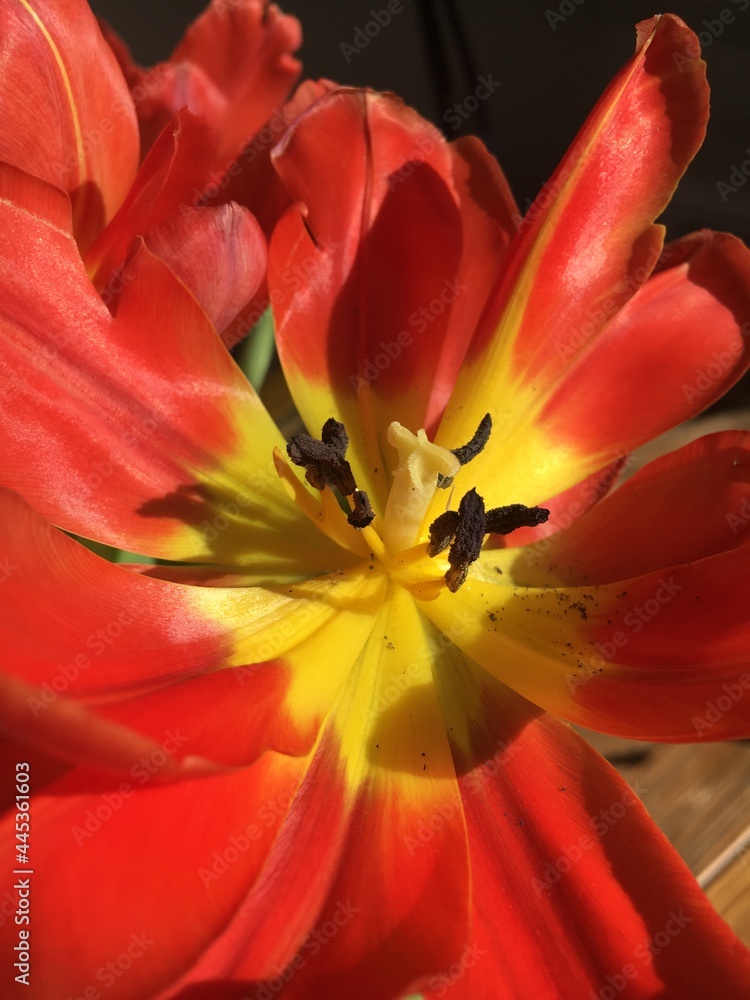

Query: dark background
[91,0,750,243]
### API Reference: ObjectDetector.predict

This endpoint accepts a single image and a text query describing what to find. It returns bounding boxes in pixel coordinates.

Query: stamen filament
[358,523,390,563]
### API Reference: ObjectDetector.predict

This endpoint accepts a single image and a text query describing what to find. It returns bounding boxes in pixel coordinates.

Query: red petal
[532,232,750,485]
[159,735,352,991]
[478,13,706,376]
[520,431,750,585]
[421,669,750,999]
[99,664,313,772]
[218,79,340,232]
[270,89,473,504]
[170,0,302,164]
[190,78,338,347]
[264,772,467,1000]
[0,165,330,564]
[0,672,218,779]
[0,754,307,997]
[436,14,713,503]
[143,203,266,344]
[105,0,302,164]
[0,0,139,249]
[571,548,750,740]
[0,487,230,699]
[84,109,216,294]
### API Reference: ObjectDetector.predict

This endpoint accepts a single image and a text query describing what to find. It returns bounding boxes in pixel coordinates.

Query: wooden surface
[580,730,750,944]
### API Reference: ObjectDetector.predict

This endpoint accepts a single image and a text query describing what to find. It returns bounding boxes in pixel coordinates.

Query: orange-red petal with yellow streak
[170,585,471,997]
[436,14,710,503]
[423,545,750,741]
[0,167,334,566]
[422,134,519,432]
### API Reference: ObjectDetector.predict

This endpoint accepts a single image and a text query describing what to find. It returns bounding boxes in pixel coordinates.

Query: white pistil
[382,422,460,553]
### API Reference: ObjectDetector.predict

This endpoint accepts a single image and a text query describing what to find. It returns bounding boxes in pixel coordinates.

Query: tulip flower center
[278,415,549,597]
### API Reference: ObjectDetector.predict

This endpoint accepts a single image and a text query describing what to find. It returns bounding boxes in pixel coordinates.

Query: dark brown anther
[287,420,356,495]
[437,413,493,489]
[444,488,486,592]
[485,504,550,535]
[427,510,461,556]
[427,485,550,593]
[321,417,349,456]
[287,419,374,529]
[348,490,375,529]
[451,413,493,466]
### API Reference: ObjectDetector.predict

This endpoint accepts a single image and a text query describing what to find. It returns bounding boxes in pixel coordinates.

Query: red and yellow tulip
[0,5,749,998]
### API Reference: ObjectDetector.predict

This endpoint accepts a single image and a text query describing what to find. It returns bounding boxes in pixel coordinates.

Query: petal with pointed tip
[436,15,713,505]
[84,109,216,293]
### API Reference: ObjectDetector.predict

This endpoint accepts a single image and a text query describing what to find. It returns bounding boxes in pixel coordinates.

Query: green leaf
[65,533,155,565]
[112,548,154,565]
[236,307,276,391]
